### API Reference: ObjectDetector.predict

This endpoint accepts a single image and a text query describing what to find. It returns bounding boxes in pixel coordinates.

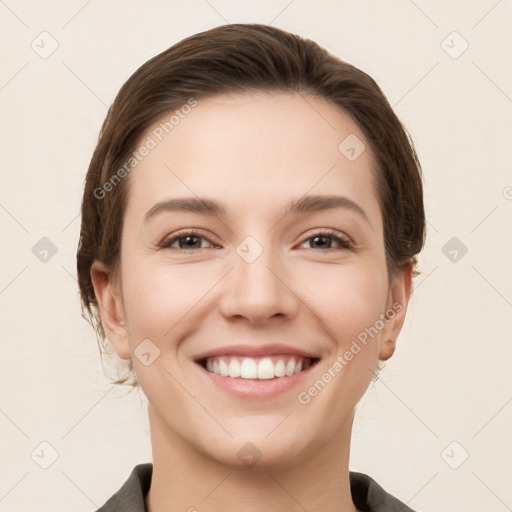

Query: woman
[77,23,425,512]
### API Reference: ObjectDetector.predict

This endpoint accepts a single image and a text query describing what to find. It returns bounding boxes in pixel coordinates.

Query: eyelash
[158,229,354,252]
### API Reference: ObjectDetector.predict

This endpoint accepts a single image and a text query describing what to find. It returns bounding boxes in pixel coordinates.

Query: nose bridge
[218,234,298,323]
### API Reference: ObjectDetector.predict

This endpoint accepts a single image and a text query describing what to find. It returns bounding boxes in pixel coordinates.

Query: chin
[202,431,316,472]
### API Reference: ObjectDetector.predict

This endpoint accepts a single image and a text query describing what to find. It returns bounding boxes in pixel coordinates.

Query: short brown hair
[77,23,425,387]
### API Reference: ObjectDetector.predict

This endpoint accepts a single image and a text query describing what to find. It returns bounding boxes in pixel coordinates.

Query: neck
[145,404,359,512]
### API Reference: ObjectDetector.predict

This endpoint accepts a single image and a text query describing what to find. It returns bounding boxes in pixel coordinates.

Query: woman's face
[93,91,411,469]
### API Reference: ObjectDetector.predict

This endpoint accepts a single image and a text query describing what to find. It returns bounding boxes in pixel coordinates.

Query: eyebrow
[143,194,370,225]
[144,197,226,222]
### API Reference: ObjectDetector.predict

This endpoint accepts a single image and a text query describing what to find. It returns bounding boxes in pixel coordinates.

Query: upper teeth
[205,356,312,379]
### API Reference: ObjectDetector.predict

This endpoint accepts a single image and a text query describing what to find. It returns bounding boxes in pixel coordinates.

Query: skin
[91,91,412,512]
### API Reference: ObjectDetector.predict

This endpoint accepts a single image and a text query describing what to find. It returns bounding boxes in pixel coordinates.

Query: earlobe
[90,261,132,360]
[378,261,413,362]
[379,338,397,362]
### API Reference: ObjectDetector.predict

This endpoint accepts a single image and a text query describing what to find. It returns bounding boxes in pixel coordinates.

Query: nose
[218,241,300,325]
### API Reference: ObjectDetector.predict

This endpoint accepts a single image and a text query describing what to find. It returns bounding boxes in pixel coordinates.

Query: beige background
[1,1,511,511]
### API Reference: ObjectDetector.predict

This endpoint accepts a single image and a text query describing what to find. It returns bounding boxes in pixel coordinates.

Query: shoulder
[95,463,153,512]
[350,471,417,512]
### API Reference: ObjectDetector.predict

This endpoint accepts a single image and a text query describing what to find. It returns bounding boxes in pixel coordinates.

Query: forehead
[124,91,381,226]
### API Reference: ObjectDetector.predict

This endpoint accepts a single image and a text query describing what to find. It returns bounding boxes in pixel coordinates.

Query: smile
[199,355,320,380]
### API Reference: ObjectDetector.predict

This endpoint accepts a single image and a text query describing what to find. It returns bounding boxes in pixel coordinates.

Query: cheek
[120,258,218,342]
[297,261,388,345]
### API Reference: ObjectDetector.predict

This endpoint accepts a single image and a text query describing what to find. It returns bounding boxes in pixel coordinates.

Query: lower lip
[196,361,319,399]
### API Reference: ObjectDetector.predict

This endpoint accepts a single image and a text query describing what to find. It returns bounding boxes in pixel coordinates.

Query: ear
[378,261,413,361]
[90,260,131,360]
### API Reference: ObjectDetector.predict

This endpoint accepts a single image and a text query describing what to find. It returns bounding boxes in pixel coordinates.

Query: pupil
[313,236,330,248]
[180,236,200,249]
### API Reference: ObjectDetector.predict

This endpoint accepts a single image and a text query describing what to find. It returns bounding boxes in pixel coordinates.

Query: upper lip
[193,344,321,362]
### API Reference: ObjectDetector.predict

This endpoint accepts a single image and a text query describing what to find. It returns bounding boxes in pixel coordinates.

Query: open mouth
[196,355,321,380]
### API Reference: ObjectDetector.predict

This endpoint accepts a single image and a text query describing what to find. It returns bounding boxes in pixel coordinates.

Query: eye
[298,230,353,251]
[158,229,353,252]
[159,230,218,251]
